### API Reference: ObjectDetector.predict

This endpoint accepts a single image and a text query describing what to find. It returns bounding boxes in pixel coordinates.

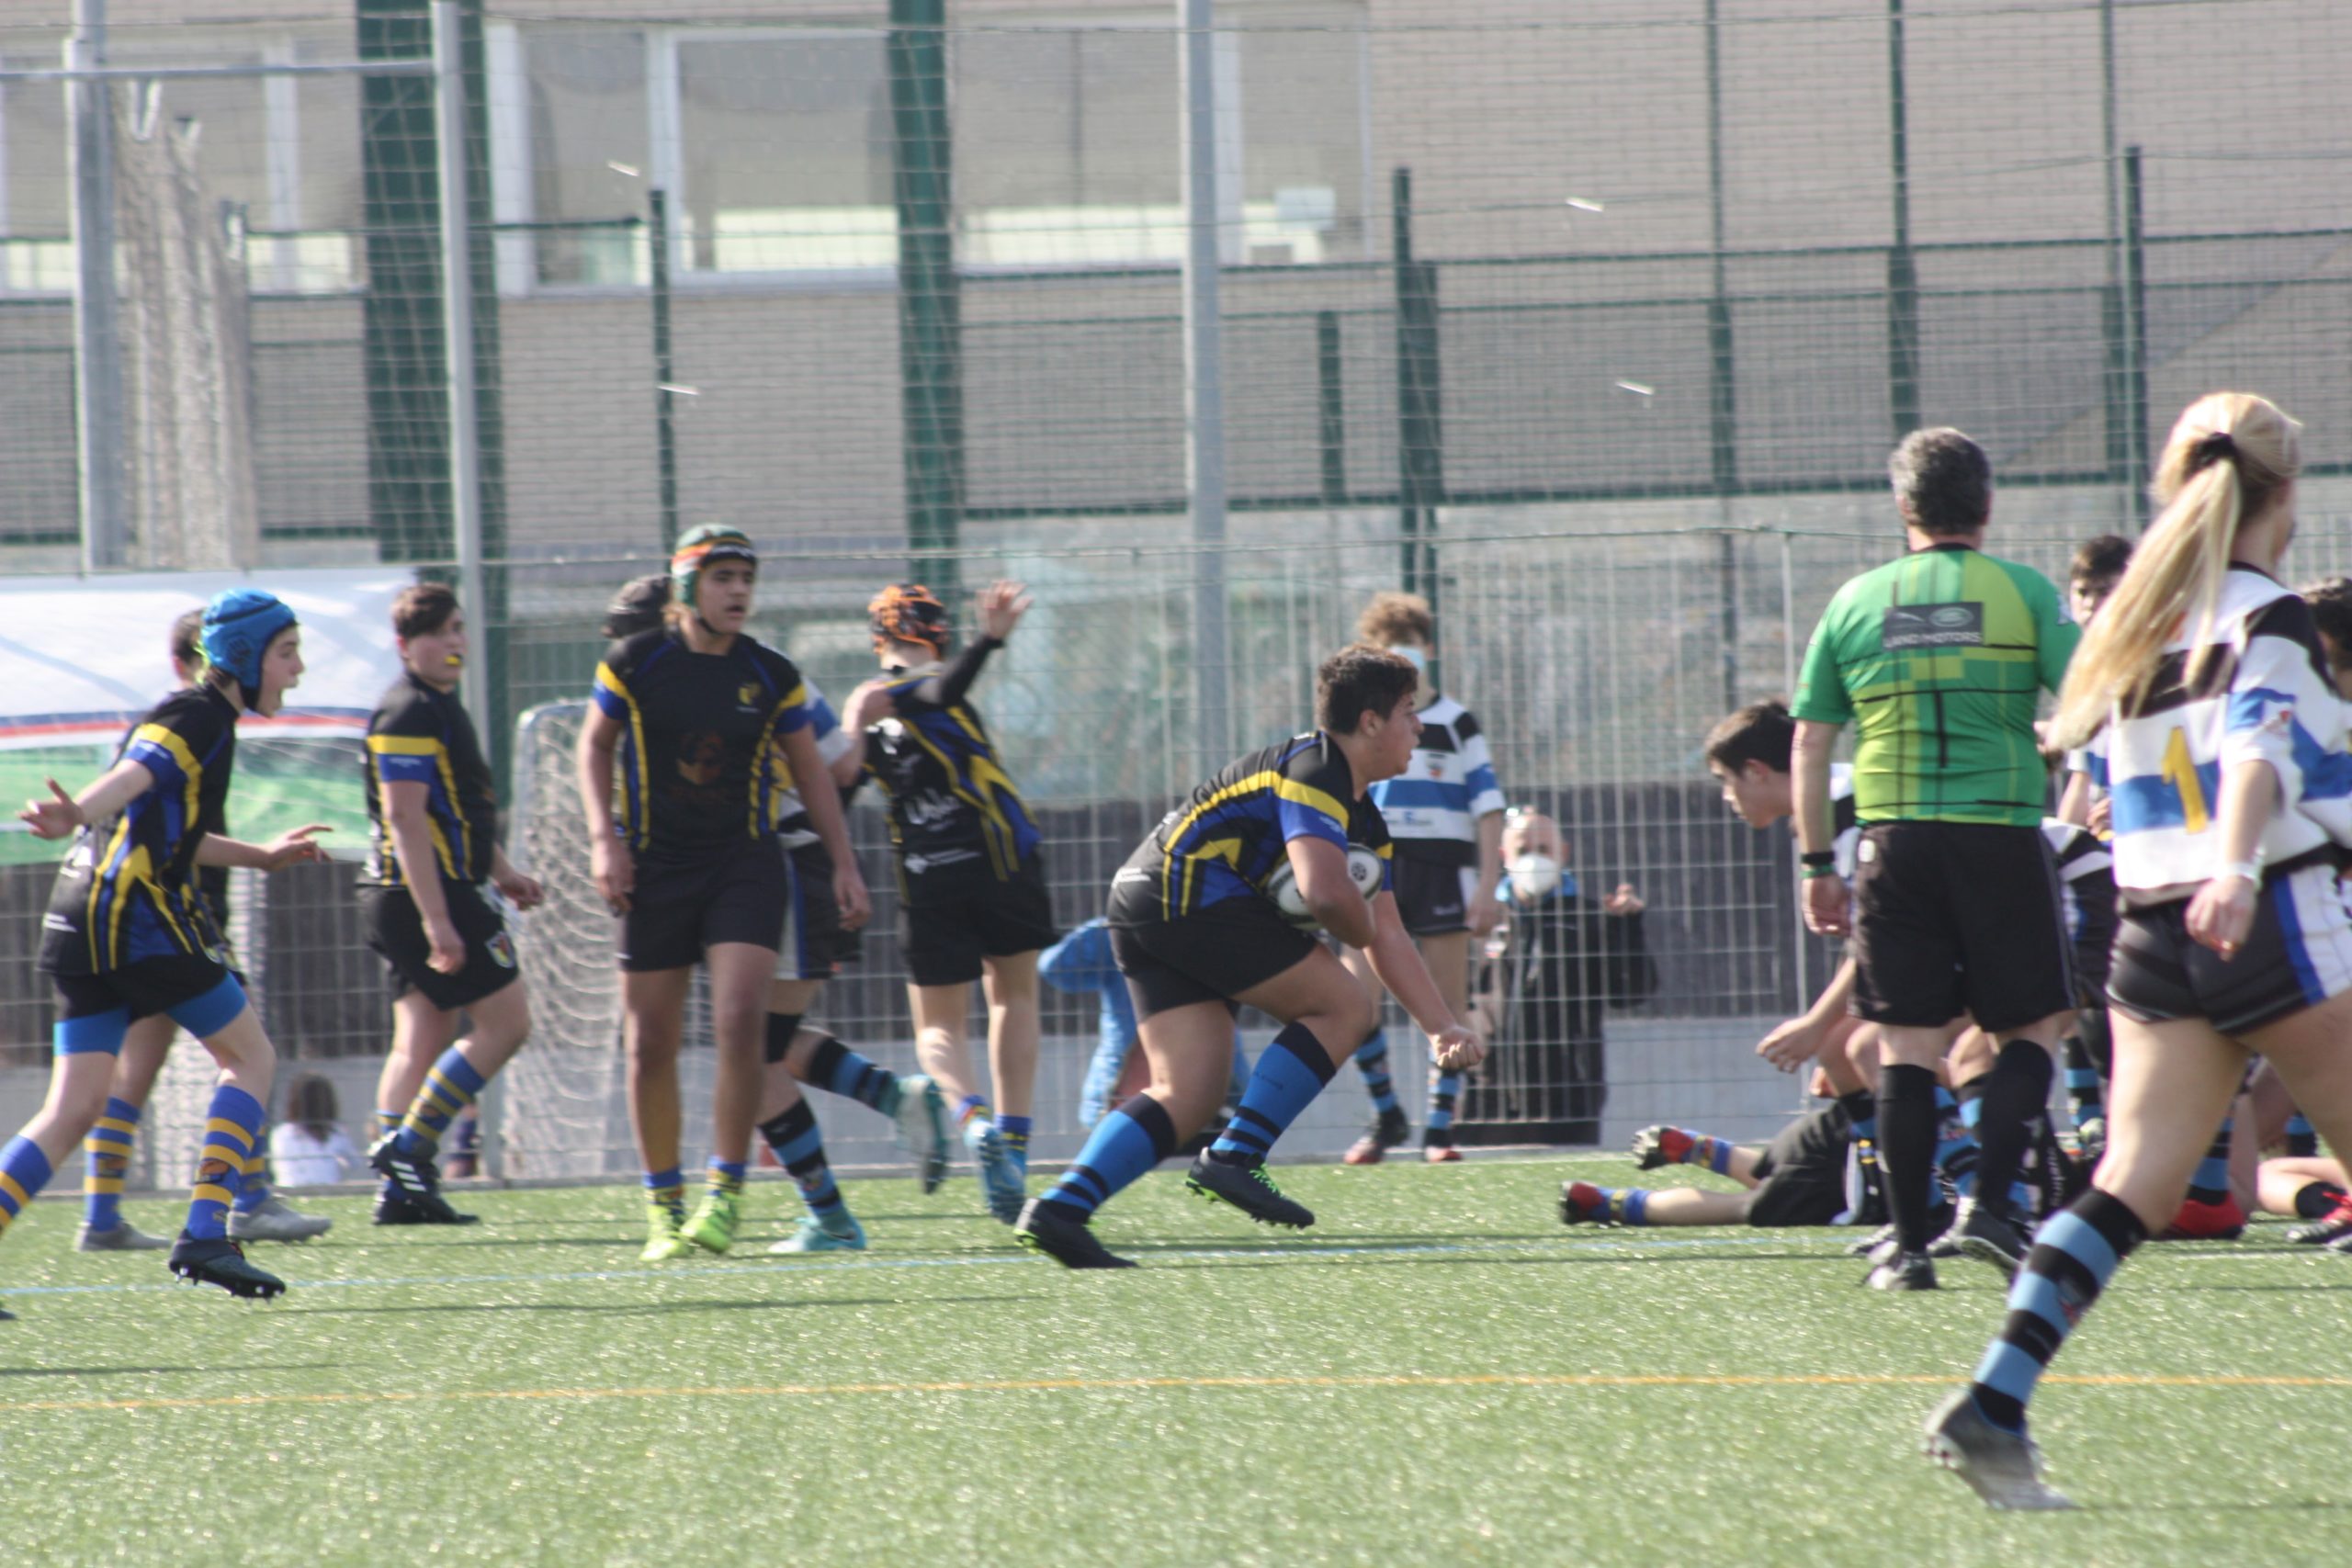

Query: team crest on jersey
[487,931,517,969]
[739,682,760,707]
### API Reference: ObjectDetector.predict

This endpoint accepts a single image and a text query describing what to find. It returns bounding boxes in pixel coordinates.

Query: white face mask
[1394,645,1429,675]
[1508,852,1561,898]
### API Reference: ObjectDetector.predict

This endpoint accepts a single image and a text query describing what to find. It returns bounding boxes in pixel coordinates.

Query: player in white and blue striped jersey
[1931,392,2352,1509]
[1342,592,1507,1163]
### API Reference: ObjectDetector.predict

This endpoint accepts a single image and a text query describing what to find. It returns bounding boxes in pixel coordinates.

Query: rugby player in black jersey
[1015,644,1481,1268]
[576,528,869,1261]
[841,581,1054,1224]
[362,584,546,1226]
[11,591,329,1304]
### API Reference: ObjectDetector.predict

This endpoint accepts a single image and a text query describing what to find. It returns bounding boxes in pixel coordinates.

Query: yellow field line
[9,1370,2352,1416]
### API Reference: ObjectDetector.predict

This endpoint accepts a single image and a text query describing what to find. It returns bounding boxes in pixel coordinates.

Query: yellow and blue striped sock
[234,1141,273,1215]
[999,1115,1032,1178]
[83,1097,141,1231]
[643,1166,685,1222]
[0,1135,55,1240]
[706,1156,746,1201]
[185,1086,265,1241]
[400,1047,488,1156]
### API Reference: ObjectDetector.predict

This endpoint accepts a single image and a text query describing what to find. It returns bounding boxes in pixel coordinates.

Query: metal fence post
[67,0,129,569]
[890,0,964,597]
[1181,0,1231,768]
[432,1,491,753]
[1883,0,1919,441]
[1392,167,1443,676]
[649,186,679,552]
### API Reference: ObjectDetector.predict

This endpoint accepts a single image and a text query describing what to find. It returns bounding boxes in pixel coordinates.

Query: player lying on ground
[843,581,1056,1224]
[1014,645,1482,1269]
[1929,391,2352,1509]
[1559,1069,1871,1229]
[360,584,545,1227]
[77,607,331,1253]
[577,528,869,1262]
[598,573,949,1253]
[9,591,328,1308]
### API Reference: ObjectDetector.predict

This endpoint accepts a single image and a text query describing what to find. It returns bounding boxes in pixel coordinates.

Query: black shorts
[900,853,1057,987]
[50,953,237,1025]
[1849,821,2074,1033]
[1391,853,1475,937]
[1109,896,1318,1021]
[1743,1102,1852,1227]
[619,842,790,973]
[362,881,523,1011]
[776,840,848,984]
[2108,863,2352,1037]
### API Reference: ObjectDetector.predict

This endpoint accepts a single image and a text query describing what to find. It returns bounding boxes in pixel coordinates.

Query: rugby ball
[1264,845,1385,930]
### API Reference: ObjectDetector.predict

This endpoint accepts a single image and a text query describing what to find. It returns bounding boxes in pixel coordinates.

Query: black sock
[2294,1180,2347,1220]
[1878,1064,1940,1254]
[763,1012,805,1066]
[1973,1041,2054,1224]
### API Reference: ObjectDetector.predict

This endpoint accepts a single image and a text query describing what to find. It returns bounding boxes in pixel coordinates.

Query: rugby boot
[888,1074,952,1194]
[1185,1151,1314,1229]
[680,1189,743,1254]
[76,1220,172,1252]
[229,1194,334,1243]
[1014,1199,1136,1269]
[1343,1108,1410,1167]
[168,1234,286,1299]
[1922,1389,2075,1510]
[769,1213,867,1254]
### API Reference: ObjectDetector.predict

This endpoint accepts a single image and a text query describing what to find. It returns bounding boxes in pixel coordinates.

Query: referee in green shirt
[1790,429,2080,1291]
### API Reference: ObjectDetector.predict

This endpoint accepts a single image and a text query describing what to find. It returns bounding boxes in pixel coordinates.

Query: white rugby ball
[1264,845,1385,929]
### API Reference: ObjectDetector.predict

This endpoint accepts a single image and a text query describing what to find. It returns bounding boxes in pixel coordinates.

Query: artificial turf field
[2,1155,2346,1567]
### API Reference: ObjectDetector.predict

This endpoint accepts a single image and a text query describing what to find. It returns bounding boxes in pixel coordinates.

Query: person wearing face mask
[1465,810,1654,1145]
[1341,592,1508,1166]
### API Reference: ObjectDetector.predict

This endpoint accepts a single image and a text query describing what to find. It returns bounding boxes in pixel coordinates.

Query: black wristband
[1799,850,1836,869]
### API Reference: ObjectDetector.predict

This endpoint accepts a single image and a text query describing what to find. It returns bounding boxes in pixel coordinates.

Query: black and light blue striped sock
[1040,1094,1176,1221]
[1968,1190,2145,1431]
[1208,1022,1338,1164]
[1352,1032,1400,1116]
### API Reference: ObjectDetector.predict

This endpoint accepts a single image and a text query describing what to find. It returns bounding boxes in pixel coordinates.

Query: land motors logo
[1882,602,1984,650]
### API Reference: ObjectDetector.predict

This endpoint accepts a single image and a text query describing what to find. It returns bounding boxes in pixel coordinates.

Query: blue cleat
[967,1120,1025,1224]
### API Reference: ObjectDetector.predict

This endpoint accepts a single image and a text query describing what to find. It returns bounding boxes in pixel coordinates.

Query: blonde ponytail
[2050,392,2301,750]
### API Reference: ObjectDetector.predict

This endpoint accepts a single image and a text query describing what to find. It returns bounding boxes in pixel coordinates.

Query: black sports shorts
[899,852,1057,987]
[618,841,789,973]
[50,953,236,1025]
[1108,895,1318,1021]
[1849,821,2073,1033]
[362,881,523,1011]
[2107,863,2352,1037]
[775,840,849,983]
[1743,1102,1851,1227]
[1391,853,1475,938]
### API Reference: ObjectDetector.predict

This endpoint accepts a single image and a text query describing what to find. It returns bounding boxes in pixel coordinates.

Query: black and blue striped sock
[803,1033,897,1113]
[1208,1022,1338,1164]
[1352,1032,1400,1116]
[2285,1111,2318,1159]
[1040,1094,1176,1221]
[2186,1117,2233,1205]
[1968,1189,2146,1431]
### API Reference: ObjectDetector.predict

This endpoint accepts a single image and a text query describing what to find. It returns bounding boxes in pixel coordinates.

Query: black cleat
[1014,1199,1137,1269]
[1185,1151,1315,1229]
[372,1190,479,1226]
[167,1234,286,1299]
[1865,1249,1938,1292]
[1934,1198,2028,1281]
[368,1133,444,1200]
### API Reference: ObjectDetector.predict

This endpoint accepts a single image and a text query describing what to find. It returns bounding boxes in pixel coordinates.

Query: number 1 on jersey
[2162,726,2211,833]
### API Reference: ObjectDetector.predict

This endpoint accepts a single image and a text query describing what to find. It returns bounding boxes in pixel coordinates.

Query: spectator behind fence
[1464,809,1654,1145]
[268,1074,359,1189]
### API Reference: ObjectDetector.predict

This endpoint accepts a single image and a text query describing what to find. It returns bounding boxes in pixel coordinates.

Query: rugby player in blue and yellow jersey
[1016,644,1483,1268]
[577,526,869,1261]
[7,590,329,1306]
[362,583,545,1226]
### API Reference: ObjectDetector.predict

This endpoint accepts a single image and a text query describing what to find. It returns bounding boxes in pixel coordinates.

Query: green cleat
[768,1213,867,1253]
[680,1190,742,1255]
[639,1197,692,1262]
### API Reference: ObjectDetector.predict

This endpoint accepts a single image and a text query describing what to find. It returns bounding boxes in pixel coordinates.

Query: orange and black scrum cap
[869,582,951,655]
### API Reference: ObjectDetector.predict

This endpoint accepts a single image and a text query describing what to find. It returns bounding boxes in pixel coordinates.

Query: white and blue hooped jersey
[768,676,857,852]
[1367,694,1503,862]
[2066,729,2109,805]
[2105,566,2352,891]
[2041,815,2112,945]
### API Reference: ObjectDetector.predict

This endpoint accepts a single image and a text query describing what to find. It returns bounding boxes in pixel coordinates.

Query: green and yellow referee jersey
[1792,542,2078,827]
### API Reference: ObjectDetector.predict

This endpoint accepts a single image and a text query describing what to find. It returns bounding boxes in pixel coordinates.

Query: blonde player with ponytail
[1929,393,2352,1508]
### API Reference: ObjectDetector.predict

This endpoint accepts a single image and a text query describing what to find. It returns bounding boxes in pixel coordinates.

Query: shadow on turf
[0,1362,340,1380]
[276,1292,1041,1319]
